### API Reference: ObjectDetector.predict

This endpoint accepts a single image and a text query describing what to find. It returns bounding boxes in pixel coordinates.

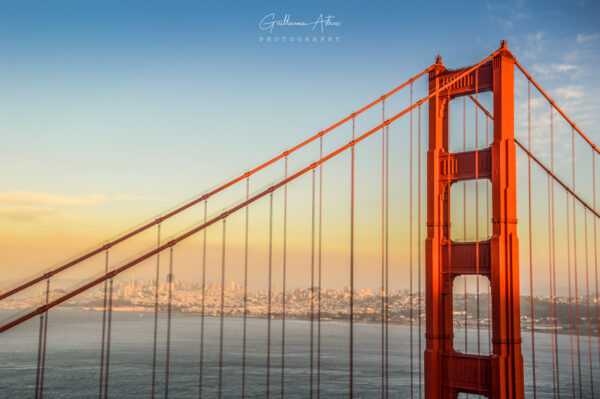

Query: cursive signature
[259,13,341,34]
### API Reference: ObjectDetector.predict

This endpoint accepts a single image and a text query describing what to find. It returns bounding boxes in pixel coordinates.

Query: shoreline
[3,306,575,335]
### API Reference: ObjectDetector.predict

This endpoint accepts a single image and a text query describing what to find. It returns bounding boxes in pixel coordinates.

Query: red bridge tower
[425,41,525,398]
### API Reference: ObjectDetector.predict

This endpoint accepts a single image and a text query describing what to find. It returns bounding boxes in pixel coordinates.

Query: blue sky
[1,0,598,197]
[0,0,599,289]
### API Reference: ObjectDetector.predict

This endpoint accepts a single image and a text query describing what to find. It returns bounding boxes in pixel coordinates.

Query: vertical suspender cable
[550,107,560,396]
[548,107,557,398]
[446,101,454,391]
[382,117,390,399]
[349,117,355,399]
[242,181,249,399]
[318,136,323,399]
[38,279,50,399]
[385,125,390,399]
[593,151,600,381]
[527,80,537,398]
[164,246,174,399]
[584,209,595,397]
[552,237,560,398]
[474,73,481,393]
[417,105,422,399]
[282,157,288,398]
[572,128,583,399]
[310,168,316,399]
[566,191,576,399]
[385,117,390,399]
[382,98,387,399]
[100,247,110,399]
[266,193,273,398]
[486,116,491,355]
[151,224,161,399]
[199,201,208,398]
[409,90,414,399]
[103,276,114,399]
[463,96,468,358]
[35,302,44,398]
[547,175,556,399]
[218,220,227,398]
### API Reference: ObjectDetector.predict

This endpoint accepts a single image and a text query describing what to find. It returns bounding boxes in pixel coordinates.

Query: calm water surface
[0,309,597,398]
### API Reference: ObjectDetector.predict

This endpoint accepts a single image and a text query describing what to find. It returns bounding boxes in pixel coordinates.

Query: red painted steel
[441,240,492,276]
[439,148,492,182]
[425,41,524,398]
[442,354,492,395]
[425,53,452,399]
[489,43,524,399]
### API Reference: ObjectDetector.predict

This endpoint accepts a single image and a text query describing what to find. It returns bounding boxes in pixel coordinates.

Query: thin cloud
[531,63,579,78]
[553,64,578,73]
[0,191,143,207]
[554,85,585,100]
[576,33,600,44]
[0,206,57,221]
[521,31,546,60]
[486,1,528,30]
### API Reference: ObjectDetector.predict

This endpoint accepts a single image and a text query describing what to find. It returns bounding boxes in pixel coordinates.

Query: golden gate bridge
[1,41,599,398]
